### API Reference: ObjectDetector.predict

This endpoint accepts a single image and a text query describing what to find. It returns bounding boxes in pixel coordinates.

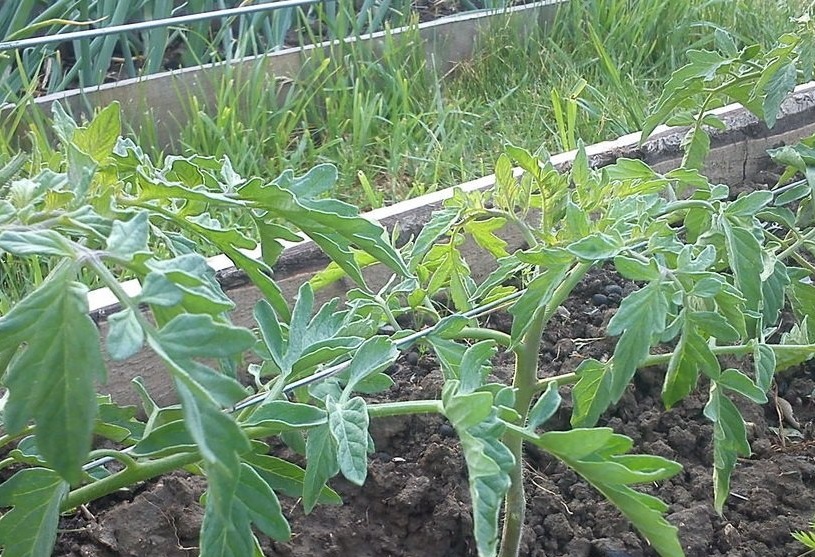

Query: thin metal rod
[0,0,329,52]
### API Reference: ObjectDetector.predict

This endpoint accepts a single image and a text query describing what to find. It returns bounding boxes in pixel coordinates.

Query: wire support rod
[0,0,329,52]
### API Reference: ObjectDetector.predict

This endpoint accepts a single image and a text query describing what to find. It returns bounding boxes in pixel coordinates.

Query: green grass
[151,0,808,209]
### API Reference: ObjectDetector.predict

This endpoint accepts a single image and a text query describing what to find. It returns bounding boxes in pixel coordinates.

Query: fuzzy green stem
[452,327,512,346]
[62,451,200,511]
[776,226,815,261]
[499,261,591,557]
[499,315,545,557]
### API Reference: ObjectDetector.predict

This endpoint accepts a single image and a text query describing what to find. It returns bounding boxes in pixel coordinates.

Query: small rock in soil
[604,284,623,298]
[591,293,609,306]
[438,423,455,438]
[406,351,420,366]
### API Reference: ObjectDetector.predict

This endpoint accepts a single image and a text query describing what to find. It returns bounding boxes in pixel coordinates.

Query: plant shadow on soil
[54,263,815,557]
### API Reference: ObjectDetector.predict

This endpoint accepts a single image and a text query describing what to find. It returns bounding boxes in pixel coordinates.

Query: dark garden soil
[54,265,815,557]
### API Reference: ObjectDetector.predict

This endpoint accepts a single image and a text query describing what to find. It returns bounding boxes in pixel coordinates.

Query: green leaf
[172,378,250,469]
[761,259,789,327]
[703,383,750,513]
[239,165,409,284]
[132,419,195,457]
[341,336,398,398]
[641,60,706,142]
[688,311,741,343]
[509,264,570,345]
[199,465,259,557]
[566,232,623,261]
[425,334,467,379]
[762,62,797,128]
[464,217,509,258]
[106,308,145,361]
[721,219,762,334]
[459,418,513,557]
[72,102,121,163]
[409,207,460,268]
[443,385,495,430]
[0,229,74,257]
[157,314,256,359]
[243,401,326,430]
[235,463,291,541]
[718,369,767,403]
[459,340,496,394]
[725,190,774,218]
[789,276,815,325]
[0,468,69,557]
[242,452,341,505]
[535,429,683,557]
[663,322,719,408]
[606,282,669,403]
[146,254,235,316]
[0,277,106,484]
[303,424,339,513]
[713,283,748,339]
[753,343,776,393]
[254,299,285,370]
[106,211,149,260]
[138,272,184,307]
[614,255,660,281]
[527,382,561,431]
[772,343,815,372]
[571,358,613,428]
[327,396,369,486]
[680,126,710,171]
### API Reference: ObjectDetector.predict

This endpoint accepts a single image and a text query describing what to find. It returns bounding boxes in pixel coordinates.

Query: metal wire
[0,0,330,52]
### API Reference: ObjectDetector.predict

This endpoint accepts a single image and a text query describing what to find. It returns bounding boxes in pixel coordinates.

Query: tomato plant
[2,23,815,557]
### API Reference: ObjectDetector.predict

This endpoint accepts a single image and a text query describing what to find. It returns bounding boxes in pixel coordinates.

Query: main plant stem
[498,313,545,557]
[498,262,591,557]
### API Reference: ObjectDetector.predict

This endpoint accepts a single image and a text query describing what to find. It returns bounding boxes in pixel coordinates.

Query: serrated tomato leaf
[509,264,570,345]
[303,424,340,513]
[157,314,256,359]
[703,384,751,513]
[326,396,370,486]
[536,429,683,557]
[527,382,561,431]
[200,462,290,557]
[0,277,106,484]
[606,281,669,403]
[571,358,614,428]
[0,229,76,257]
[0,468,69,557]
[243,453,341,505]
[106,308,145,361]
